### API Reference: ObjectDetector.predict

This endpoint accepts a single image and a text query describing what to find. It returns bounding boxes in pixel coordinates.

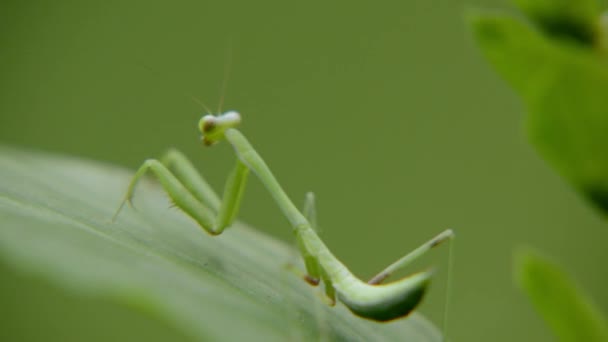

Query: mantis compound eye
[199,111,241,146]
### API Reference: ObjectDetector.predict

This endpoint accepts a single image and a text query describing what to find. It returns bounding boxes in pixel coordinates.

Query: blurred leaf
[0,146,441,342]
[513,0,601,44]
[515,249,608,341]
[469,10,608,215]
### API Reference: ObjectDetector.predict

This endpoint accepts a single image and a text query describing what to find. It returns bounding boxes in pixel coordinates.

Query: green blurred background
[1,0,607,341]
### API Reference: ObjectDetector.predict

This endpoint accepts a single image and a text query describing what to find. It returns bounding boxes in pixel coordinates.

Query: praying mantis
[113,111,454,323]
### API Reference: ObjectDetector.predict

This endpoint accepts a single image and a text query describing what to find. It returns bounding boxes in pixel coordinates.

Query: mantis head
[199,111,241,146]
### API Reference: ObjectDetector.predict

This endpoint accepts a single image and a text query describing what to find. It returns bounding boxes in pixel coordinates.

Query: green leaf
[0,146,441,341]
[515,249,608,342]
[469,11,608,215]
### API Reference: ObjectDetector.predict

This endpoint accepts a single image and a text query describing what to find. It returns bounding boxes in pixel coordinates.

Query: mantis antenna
[113,111,455,326]
[216,41,233,114]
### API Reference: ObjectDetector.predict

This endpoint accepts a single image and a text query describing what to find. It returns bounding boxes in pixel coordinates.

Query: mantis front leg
[113,148,249,235]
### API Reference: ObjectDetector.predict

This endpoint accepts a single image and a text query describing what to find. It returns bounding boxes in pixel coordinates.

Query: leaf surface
[0,146,441,341]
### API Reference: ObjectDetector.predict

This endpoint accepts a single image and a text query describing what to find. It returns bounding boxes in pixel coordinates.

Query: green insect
[113,111,454,323]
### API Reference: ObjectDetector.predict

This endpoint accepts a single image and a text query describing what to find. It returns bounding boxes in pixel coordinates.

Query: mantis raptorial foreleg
[160,148,221,212]
[114,111,455,325]
[113,145,249,235]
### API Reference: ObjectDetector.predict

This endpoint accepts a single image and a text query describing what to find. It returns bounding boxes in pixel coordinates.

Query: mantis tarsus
[113,111,454,323]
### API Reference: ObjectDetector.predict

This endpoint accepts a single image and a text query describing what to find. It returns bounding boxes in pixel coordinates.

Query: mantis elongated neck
[224,129,309,229]
[224,128,351,282]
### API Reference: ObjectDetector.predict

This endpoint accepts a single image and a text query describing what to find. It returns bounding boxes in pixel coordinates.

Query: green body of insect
[113,111,454,322]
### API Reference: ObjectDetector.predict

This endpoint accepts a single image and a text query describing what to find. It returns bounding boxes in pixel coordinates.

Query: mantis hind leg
[368,229,454,285]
